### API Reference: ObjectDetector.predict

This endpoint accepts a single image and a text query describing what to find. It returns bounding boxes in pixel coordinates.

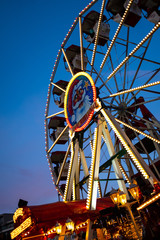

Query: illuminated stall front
[11,198,114,240]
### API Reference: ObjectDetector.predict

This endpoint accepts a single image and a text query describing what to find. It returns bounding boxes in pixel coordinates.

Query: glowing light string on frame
[64,72,97,132]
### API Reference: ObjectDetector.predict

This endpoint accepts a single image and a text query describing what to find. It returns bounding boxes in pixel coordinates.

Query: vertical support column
[102,121,129,197]
[146,122,160,157]
[96,229,106,240]
[64,140,79,201]
[124,153,134,180]
[80,149,89,187]
[86,115,102,210]
[79,16,84,71]
[58,225,66,240]
[85,219,93,240]
[125,204,141,240]
[101,108,159,184]
[75,154,80,200]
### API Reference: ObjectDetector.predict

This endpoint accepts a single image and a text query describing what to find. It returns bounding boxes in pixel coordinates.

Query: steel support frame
[102,120,129,197]
[101,108,159,185]
[87,115,102,210]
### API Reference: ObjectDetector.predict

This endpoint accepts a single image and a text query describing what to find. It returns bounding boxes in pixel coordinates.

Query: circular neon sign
[64,72,96,132]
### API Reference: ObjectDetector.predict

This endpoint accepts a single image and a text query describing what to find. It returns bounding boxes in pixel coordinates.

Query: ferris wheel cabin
[138,0,160,23]
[64,45,88,74]
[48,116,68,144]
[52,80,68,108]
[82,10,110,46]
[51,151,70,181]
[106,0,142,27]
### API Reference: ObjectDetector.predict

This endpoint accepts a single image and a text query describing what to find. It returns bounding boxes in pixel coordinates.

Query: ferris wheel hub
[118,102,127,116]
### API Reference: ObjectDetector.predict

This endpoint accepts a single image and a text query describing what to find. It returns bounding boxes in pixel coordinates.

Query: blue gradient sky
[1,0,160,215]
[0,0,89,214]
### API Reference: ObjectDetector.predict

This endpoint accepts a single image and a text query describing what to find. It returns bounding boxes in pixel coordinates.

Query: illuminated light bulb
[11,217,32,239]
[116,118,160,144]
[55,222,62,235]
[137,193,160,210]
[118,162,130,184]
[101,109,149,179]
[128,183,139,201]
[119,191,127,205]
[66,218,74,231]
[64,142,74,201]
[13,208,24,223]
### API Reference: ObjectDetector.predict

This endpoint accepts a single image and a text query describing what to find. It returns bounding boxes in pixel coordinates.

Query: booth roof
[27,197,114,227]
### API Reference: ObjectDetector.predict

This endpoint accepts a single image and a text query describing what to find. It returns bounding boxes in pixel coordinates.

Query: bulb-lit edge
[86,127,98,209]
[11,217,32,239]
[109,80,160,98]
[101,109,149,179]
[64,142,74,201]
[64,72,96,132]
[137,193,160,210]
[116,118,160,144]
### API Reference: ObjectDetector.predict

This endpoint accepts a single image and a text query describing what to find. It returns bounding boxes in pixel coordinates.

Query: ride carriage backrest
[82,11,110,46]
[52,80,68,108]
[64,45,88,73]
[106,0,142,27]
[106,0,126,16]
[138,0,160,13]
[138,0,160,23]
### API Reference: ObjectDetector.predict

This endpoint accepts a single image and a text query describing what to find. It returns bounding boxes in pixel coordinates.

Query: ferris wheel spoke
[91,0,106,72]
[115,118,160,145]
[123,27,129,101]
[51,82,66,93]
[99,22,160,90]
[127,97,160,109]
[106,42,121,102]
[125,109,160,130]
[126,68,160,105]
[79,16,84,71]
[56,141,72,186]
[46,110,64,119]
[132,55,160,66]
[102,80,160,99]
[61,48,74,76]
[99,0,134,74]
[140,89,160,95]
[117,36,146,48]
[48,125,69,153]
[125,37,152,102]
[102,100,118,109]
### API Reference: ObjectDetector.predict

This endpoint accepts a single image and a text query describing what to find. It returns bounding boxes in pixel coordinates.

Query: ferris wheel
[45,0,160,210]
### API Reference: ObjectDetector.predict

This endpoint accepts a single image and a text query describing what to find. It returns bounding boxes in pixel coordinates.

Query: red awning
[13,198,114,239]
[27,198,114,228]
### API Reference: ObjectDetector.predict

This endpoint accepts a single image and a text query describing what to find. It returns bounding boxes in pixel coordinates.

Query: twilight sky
[0,0,89,214]
[1,0,160,215]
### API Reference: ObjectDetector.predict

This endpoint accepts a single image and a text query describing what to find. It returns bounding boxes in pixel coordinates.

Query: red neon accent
[66,74,96,132]
[76,110,94,132]
[66,118,72,129]
[68,79,79,116]
[137,97,153,120]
